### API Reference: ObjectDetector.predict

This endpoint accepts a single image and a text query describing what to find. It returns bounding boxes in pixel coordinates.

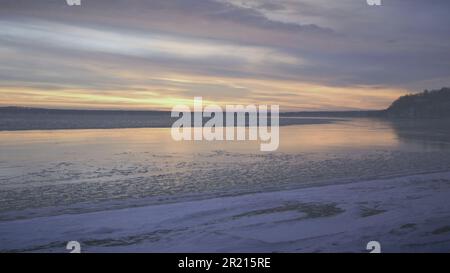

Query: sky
[0,0,449,111]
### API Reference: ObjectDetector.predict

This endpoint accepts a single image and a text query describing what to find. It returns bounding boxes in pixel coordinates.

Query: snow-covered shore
[1,171,450,253]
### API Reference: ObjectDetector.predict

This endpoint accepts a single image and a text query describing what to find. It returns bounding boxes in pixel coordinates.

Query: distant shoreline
[0,106,382,116]
[0,106,348,131]
[1,101,449,131]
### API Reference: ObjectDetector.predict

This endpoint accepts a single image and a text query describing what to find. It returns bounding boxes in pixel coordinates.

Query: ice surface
[1,171,450,252]
[1,118,450,252]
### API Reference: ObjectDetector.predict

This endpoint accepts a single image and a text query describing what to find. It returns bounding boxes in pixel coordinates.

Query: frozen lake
[1,117,449,220]
[1,117,450,252]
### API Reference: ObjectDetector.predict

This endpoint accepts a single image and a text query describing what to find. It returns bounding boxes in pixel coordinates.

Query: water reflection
[1,118,450,159]
[386,118,450,150]
[278,118,400,153]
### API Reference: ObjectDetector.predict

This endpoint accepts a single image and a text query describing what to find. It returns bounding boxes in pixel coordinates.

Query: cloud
[0,19,301,65]
[0,0,449,110]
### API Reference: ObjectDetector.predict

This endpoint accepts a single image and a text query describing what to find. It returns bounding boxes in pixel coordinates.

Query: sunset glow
[1,1,449,110]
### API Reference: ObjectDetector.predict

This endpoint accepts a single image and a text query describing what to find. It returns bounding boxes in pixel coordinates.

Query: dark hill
[385,87,450,118]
